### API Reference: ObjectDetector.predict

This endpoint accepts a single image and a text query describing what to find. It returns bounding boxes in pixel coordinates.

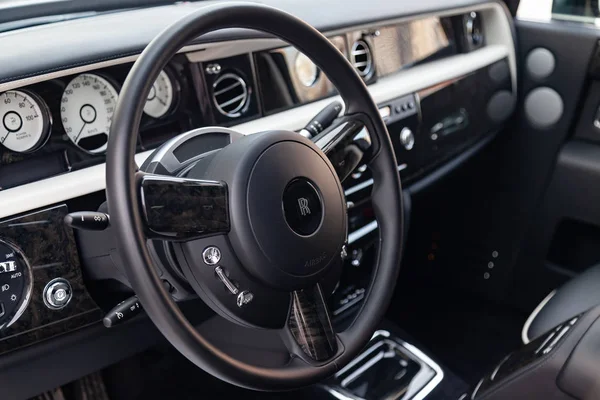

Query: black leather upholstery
[527,264,600,342]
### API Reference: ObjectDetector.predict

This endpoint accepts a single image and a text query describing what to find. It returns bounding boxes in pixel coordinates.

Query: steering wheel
[106,2,403,391]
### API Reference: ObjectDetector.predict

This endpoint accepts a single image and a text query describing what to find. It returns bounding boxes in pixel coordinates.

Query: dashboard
[0,14,459,190]
[0,0,517,398]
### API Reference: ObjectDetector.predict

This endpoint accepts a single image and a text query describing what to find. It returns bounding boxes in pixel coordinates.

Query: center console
[455,305,600,400]
[323,330,444,400]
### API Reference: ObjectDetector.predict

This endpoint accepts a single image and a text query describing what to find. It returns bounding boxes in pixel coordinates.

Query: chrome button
[237,290,254,307]
[43,278,72,310]
[202,246,222,266]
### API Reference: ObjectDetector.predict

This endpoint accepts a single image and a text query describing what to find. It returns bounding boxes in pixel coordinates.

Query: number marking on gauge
[0,90,51,153]
[61,73,118,154]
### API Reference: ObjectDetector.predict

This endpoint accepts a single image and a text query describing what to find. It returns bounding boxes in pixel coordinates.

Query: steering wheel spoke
[281,283,341,363]
[137,171,230,241]
[313,113,373,183]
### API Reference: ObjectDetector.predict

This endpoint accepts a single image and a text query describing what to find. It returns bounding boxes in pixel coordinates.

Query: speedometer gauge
[144,70,175,119]
[61,73,118,154]
[0,90,51,153]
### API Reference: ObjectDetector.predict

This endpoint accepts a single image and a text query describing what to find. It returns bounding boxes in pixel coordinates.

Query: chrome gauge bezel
[60,73,120,155]
[294,52,320,87]
[0,89,52,154]
[144,68,180,119]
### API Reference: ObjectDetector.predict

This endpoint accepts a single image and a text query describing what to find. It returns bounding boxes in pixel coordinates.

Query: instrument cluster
[1,69,179,155]
[0,56,199,189]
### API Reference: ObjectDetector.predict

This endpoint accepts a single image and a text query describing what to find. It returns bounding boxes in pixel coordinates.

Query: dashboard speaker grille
[351,40,373,78]
[212,72,249,118]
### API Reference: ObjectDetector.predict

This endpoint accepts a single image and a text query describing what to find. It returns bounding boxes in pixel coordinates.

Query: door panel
[406,14,600,313]
[512,20,600,309]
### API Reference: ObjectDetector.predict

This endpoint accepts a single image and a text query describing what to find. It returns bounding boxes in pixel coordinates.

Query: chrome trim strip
[341,350,384,387]
[0,39,285,93]
[490,354,511,381]
[0,16,510,219]
[403,340,444,400]
[344,178,374,196]
[521,290,556,344]
[471,378,485,400]
[344,163,407,196]
[534,330,557,355]
[333,291,366,317]
[0,2,516,94]
[347,220,378,245]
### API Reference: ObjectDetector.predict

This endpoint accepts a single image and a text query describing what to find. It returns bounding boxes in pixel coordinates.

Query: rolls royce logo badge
[297,197,311,216]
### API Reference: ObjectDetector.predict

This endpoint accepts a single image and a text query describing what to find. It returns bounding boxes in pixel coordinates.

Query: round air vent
[212,72,249,118]
[351,40,373,78]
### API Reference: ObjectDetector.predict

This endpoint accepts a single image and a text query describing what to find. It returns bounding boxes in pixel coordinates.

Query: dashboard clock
[60,73,119,154]
[0,90,52,153]
[294,52,319,87]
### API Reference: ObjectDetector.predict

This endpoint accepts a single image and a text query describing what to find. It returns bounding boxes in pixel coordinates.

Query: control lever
[103,296,143,328]
[64,211,110,231]
[299,101,343,138]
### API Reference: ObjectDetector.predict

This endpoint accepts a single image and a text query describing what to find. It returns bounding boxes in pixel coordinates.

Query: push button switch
[43,278,72,310]
[237,291,254,308]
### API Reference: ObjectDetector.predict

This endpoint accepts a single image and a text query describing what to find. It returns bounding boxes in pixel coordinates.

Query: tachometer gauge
[61,73,118,154]
[0,90,51,153]
[144,70,175,119]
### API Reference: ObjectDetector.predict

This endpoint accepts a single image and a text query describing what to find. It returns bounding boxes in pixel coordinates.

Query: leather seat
[522,263,600,344]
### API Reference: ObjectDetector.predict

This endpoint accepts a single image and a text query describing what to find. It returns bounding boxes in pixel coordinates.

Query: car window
[551,0,600,23]
[554,0,599,18]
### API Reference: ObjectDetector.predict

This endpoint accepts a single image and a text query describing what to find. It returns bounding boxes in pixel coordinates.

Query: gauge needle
[157,98,167,106]
[74,123,87,143]
[1,132,9,143]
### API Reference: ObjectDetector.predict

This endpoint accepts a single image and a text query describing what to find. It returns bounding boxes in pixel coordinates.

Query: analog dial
[144,70,175,119]
[0,240,33,331]
[0,90,51,153]
[61,73,118,154]
[294,52,319,87]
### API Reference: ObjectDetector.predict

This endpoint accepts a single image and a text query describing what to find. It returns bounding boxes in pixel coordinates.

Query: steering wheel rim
[107,2,403,390]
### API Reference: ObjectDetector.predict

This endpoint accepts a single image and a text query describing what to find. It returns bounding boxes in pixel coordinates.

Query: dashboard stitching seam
[0,51,141,84]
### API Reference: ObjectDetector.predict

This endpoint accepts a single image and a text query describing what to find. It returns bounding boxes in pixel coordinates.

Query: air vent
[212,72,249,118]
[351,40,373,78]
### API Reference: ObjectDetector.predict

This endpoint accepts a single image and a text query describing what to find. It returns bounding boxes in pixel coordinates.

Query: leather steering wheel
[107,2,403,390]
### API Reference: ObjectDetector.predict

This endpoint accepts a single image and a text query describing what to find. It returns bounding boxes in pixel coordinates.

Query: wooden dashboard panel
[0,205,102,354]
